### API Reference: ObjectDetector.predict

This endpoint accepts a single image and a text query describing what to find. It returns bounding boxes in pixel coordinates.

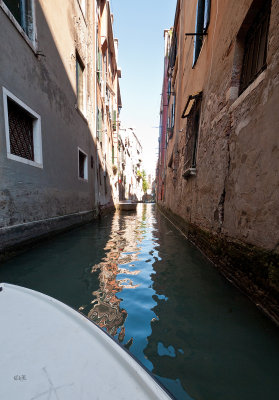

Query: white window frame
[78,147,88,181]
[2,87,43,168]
[0,0,37,52]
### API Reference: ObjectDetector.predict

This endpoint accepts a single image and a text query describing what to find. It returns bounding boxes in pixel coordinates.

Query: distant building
[118,127,144,201]
[96,0,122,213]
[157,0,279,301]
[157,29,173,203]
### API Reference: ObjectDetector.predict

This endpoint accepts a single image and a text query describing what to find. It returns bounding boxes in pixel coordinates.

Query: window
[239,1,271,94]
[183,94,202,178]
[112,110,117,131]
[76,53,85,113]
[193,0,211,66]
[169,32,177,69]
[99,164,102,185]
[167,95,176,140]
[104,174,107,195]
[3,0,35,41]
[112,145,115,164]
[97,47,102,83]
[3,87,43,168]
[78,148,88,180]
[96,108,103,142]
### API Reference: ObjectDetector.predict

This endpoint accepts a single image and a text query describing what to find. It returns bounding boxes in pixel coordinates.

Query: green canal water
[1,204,279,400]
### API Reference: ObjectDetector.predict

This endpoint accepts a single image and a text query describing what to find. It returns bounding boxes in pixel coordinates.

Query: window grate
[8,98,34,161]
[240,3,271,94]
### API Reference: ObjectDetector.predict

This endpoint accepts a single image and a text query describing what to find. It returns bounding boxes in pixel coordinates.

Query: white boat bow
[0,283,173,400]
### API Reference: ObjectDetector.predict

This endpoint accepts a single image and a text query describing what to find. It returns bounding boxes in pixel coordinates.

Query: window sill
[230,70,267,112]
[78,177,88,182]
[182,167,196,179]
[7,153,43,169]
[0,1,37,55]
[75,105,88,124]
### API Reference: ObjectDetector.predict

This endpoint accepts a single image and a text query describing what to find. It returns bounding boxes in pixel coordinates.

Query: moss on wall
[158,203,279,325]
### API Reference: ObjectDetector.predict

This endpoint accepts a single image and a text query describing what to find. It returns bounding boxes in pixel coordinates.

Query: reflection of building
[87,210,144,342]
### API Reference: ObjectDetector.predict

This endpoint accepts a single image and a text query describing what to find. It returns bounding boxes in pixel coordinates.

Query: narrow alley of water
[1,204,279,400]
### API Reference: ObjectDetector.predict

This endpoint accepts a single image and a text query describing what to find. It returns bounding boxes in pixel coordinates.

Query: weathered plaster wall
[162,0,279,295]
[0,0,98,252]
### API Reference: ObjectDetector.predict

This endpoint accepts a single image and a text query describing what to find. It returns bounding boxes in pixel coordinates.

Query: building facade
[0,0,123,255]
[157,0,279,306]
[118,127,144,202]
[95,0,122,212]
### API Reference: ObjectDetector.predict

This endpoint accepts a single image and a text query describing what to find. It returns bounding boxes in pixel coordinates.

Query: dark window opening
[91,155,94,169]
[99,164,102,185]
[8,98,34,161]
[193,0,211,67]
[104,174,107,195]
[169,32,177,69]
[239,1,271,94]
[184,95,202,172]
[4,0,34,40]
[79,150,87,179]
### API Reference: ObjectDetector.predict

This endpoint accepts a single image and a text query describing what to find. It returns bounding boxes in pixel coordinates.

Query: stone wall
[161,0,279,297]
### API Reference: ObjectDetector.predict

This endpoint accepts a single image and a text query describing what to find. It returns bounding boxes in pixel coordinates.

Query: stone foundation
[158,204,279,326]
[0,210,98,262]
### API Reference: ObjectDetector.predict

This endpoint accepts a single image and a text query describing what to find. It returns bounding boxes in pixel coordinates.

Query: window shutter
[193,0,205,66]
[203,0,211,32]
[99,110,103,143]
[96,109,100,140]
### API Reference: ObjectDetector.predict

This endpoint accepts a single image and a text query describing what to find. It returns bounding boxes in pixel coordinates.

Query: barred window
[239,2,271,94]
[3,88,43,168]
[8,98,34,161]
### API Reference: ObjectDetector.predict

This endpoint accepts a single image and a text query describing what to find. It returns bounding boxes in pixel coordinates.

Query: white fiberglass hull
[0,283,172,400]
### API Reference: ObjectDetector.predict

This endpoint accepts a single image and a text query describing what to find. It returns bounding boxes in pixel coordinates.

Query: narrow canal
[1,204,279,400]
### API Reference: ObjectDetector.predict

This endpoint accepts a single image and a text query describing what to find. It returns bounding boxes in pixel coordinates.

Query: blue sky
[110,0,177,175]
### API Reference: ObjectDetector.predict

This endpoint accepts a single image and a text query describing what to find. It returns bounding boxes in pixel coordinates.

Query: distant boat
[0,283,172,400]
[118,201,137,211]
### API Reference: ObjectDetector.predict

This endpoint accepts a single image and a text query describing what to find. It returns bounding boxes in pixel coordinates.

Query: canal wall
[158,204,279,325]
[0,210,98,261]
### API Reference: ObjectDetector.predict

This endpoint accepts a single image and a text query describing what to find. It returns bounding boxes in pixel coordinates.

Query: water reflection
[1,204,279,400]
[85,209,144,343]
[80,204,279,400]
